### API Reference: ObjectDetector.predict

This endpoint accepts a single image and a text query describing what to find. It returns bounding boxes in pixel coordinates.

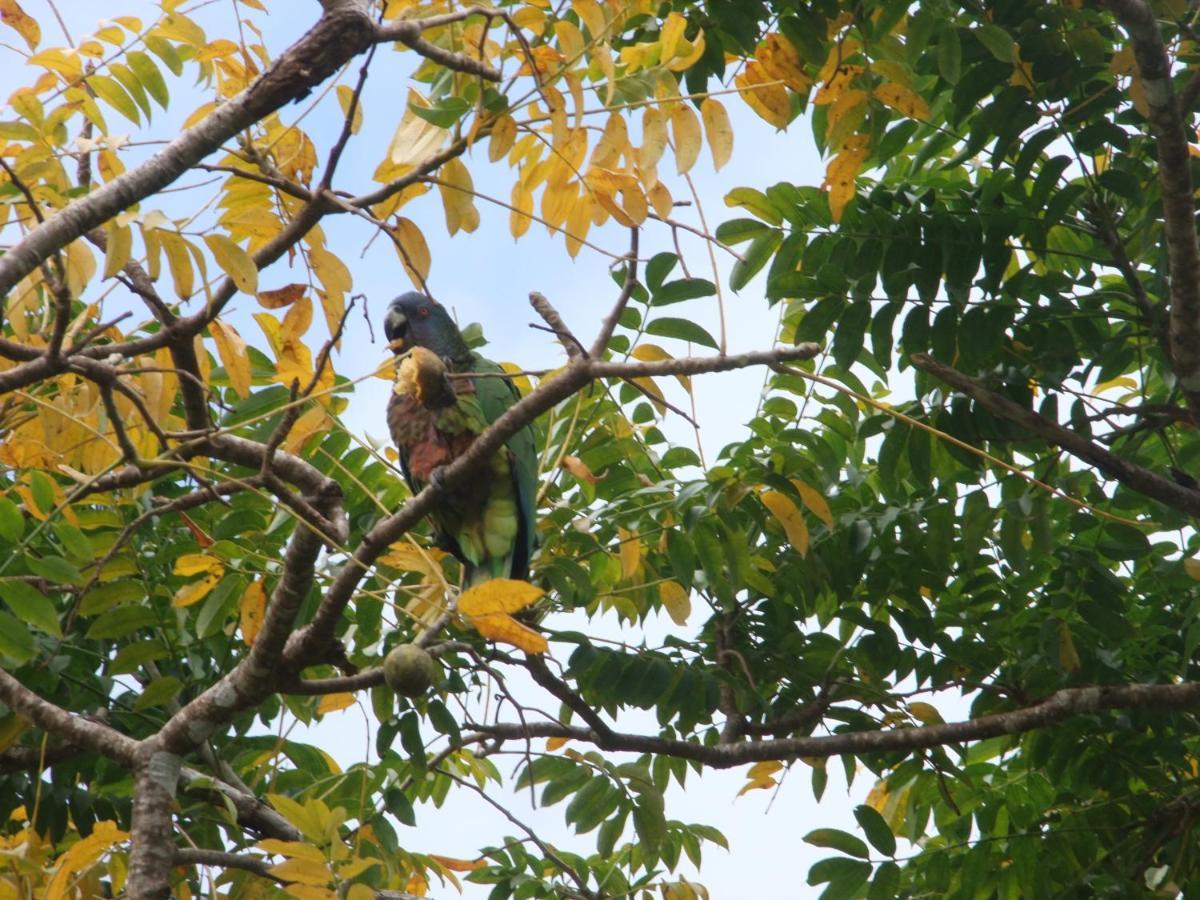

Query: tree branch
[470,679,1200,766]
[910,352,1200,517]
[1102,0,1200,419]
[0,668,137,765]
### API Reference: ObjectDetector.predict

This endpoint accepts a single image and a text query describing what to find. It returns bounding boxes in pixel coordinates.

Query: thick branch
[128,752,180,899]
[0,668,137,765]
[471,680,1200,766]
[911,353,1200,517]
[1102,0,1200,418]
[0,5,377,297]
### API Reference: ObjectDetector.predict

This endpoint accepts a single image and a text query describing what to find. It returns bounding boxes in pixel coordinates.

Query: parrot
[383,292,538,586]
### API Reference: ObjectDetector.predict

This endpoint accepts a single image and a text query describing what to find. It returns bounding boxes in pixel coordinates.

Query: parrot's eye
[418,306,430,317]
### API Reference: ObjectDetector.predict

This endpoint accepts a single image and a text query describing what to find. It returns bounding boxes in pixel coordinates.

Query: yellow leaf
[309,245,352,296]
[671,103,702,174]
[0,0,39,50]
[821,134,870,222]
[1058,622,1081,673]
[389,89,449,166]
[759,490,809,556]
[255,839,328,863]
[591,112,629,169]
[564,189,592,257]
[667,32,706,73]
[825,88,868,149]
[335,83,363,134]
[258,283,306,309]
[1185,559,1200,580]
[210,318,251,398]
[392,217,431,289]
[43,821,127,899]
[437,157,480,235]
[468,612,549,654]
[458,578,545,616]
[660,12,687,60]
[284,405,332,453]
[172,572,222,608]
[648,181,673,220]
[429,855,486,873]
[560,455,599,484]
[240,579,266,645]
[510,182,534,238]
[907,702,943,725]
[659,580,690,625]
[281,295,314,345]
[159,231,194,300]
[102,222,132,279]
[755,32,810,92]
[617,527,641,579]
[813,64,863,106]
[790,479,833,528]
[572,0,606,39]
[738,760,783,796]
[488,113,517,162]
[546,736,571,751]
[639,106,668,171]
[64,241,96,299]
[700,98,733,170]
[175,554,223,577]
[204,234,258,294]
[872,83,930,121]
[735,61,791,129]
[554,19,585,60]
[316,692,355,714]
[269,857,333,887]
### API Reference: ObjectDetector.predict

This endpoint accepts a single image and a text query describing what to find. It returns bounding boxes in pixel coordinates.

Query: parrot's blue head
[383,292,470,363]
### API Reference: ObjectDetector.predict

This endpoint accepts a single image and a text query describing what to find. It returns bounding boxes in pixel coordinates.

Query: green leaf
[867,861,901,900]
[29,472,55,517]
[724,187,783,224]
[86,604,157,640]
[0,498,23,543]
[854,805,896,857]
[653,278,716,306]
[715,218,774,245]
[937,28,961,84]
[645,252,679,291]
[974,24,1014,62]
[87,73,141,124]
[0,610,35,665]
[632,794,667,854]
[81,581,144,616]
[645,317,719,349]
[27,555,84,586]
[730,230,783,292]
[133,675,183,711]
[0,581,60,638]
[804,828,870,860]
[127,50,169,108]
[411,96,471,128]
[53,523,94,564]
[808,856,872,888]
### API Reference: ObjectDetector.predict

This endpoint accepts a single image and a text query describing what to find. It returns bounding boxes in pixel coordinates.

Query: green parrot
[383,292,538,586]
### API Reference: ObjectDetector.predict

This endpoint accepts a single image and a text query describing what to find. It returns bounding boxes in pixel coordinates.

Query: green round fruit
[383,644,438,698]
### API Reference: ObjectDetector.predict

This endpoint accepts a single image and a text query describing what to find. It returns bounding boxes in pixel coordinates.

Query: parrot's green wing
[464,352,538,583]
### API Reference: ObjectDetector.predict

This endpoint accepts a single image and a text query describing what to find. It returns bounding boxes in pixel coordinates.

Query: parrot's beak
[384,308,408,352]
